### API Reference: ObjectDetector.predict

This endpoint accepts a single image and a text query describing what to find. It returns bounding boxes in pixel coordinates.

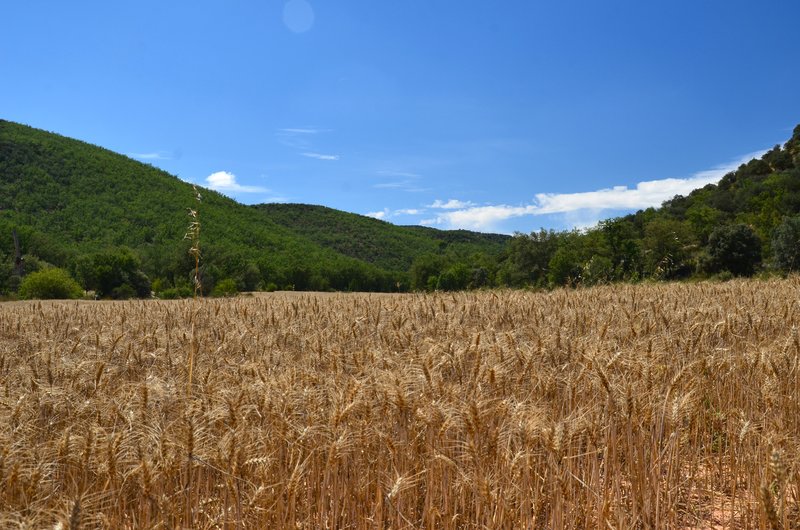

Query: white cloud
[205,171,268,193]
[430,204,538,231]
[428,199,477,209]
[366,208,389,220]
[302,152,340,161]
[531,150,765,215]
[421,150,768,232]
[128,152,171,160]
[364,207,425,219]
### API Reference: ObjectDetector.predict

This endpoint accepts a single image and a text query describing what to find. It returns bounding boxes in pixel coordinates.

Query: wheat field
[1,280,799,529]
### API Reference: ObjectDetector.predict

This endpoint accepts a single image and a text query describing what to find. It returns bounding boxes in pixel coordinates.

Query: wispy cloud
[376,170,421,178]
[205,171,268,193]
[372,169,429,192]
[277,125,340,159]
[395,208,421,215]
[428,199,476,209]
[262,196,290,203]
[128,151,171,160]
[277,127,328,135]
[302,152,340,161]
[420,150,768,232]
[373,181,413,189]
[276,126,332,151]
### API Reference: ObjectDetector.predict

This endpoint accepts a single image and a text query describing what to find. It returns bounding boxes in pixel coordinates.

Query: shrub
[151,278,167,294]
[715,270,734,282]
[260,281,279,292]
[18,268,83,300]
[111,283,137,300]
[212,278,239,297]
[158,286,193,299]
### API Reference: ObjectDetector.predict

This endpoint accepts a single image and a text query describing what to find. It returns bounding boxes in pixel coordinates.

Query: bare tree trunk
[12,228,23,276]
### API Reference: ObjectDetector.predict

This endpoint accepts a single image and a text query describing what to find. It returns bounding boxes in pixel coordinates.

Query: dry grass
[1,279,800,528]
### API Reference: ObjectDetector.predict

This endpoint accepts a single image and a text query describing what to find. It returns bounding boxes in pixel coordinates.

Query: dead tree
[12,228,24,276]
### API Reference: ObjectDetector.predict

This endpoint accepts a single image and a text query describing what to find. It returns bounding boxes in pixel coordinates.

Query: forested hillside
[2,119,799,299]
[0,120,507,297]
[496,124,800,287]
[255,203,508,271]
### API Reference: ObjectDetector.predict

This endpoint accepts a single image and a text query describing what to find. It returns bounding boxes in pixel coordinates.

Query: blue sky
[2,1,799,233]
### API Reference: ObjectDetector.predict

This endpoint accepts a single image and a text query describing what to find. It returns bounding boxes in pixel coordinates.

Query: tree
[0,251,13,295]
[582,255,614,286]
[599,218,642,280]
[772,215,800,271]
[409,254,445,291]
[785,124,800,167]
[239,262,261,292]
[76,247,151,298]
[18,268,83,299]
[685,204,723,243]
[642,219,695,279]
[436,263,470,291]
[706,224,762,276]
[548,247,582,287]
[500,230,563,287]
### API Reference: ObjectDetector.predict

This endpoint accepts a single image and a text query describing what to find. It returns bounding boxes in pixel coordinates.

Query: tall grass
[1,279,799,528]
[184,185,202,397]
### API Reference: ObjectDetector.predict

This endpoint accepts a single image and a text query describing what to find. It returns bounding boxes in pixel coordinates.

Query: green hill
[254,203,508,271]
[0,120,508,295]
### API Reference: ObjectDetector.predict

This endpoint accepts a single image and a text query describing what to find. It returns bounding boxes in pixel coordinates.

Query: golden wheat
[1,279,799,528]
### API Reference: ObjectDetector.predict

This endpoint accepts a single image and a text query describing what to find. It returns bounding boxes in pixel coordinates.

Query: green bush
[260,281,278,292]
[715,270,734,282]
[18,268,83,300]
[111,283,136,300]
[158,286,193,299]
[151,278,167,294]
[212,278,239,297]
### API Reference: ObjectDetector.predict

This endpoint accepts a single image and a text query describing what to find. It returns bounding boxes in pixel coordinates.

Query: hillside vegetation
[498,124,800,287]
[1,119,800,298]
[0,120,507,297]
[255,203,507,272]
